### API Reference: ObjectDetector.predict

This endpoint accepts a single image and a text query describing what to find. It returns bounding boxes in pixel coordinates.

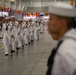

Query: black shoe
[16,47,21,50]
[16,47,18,50]
[40,32,43,34]
[18,47,21,49]
[31,40,32,42]
[38,38,39,40]
[11,50,15,53]
[5,54,9,56]
[31,40,34,42]
[22,45,24,47]
[28,42,30,45]
[25,44,27,45]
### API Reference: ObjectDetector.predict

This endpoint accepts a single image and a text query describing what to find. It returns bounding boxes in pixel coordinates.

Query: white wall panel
[31,2,41,7]
[31,0,41,2]
[22,2,30,7]
[42,2,54,7]
[42,1,70,7]
[42,0,54,2]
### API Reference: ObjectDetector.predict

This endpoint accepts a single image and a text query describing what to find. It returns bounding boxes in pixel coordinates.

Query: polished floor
[0,31,56,75]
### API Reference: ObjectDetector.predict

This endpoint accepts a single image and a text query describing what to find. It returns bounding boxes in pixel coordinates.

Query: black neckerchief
[46,40,63,75]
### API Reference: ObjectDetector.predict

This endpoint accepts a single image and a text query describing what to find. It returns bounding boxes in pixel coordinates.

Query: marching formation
[2,16,44,56]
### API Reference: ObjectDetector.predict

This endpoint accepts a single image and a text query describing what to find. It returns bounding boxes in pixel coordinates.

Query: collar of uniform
[61,28,76,41]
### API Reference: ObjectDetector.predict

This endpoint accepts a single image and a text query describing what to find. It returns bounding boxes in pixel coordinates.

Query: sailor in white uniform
[24,25,28,45]
[46,2,76,75]
[8,19,15,55]
[40,21,44,33]
[31,22,35,43]
[19,19,25,48]
[34,21,38,40]
[3,17,13,56]
[27,21,31,45]
[34,21,40,40]
[24,20,29,45]
[37,22,40,40]
[3,17,9,56]
[10,16,19,51]
[15,19,22,51]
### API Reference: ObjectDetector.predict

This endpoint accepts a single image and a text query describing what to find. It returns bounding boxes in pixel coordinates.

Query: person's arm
[2,24,4,37]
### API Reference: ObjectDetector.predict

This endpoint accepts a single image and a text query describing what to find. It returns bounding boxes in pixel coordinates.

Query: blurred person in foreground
[46,2,76,75]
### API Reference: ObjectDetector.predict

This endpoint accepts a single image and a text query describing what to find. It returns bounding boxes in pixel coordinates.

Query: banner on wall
[31,13,36,16]
[0,11,9,17]
[3,12,9,17]
[36,13,40,17]
[44,12,49,16]
[39,13,44,17]
[0,6,49,17]
[26,12,31,17]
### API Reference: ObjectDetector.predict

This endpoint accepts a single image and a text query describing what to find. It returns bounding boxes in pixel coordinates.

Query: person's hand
[18,32,20,35]
[11,35,14,38]
[23,33,25,35]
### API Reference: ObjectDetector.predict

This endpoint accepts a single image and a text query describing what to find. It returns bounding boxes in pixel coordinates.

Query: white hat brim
[5,17,9,19]
[11,16,15,18]
[48,3,76,17]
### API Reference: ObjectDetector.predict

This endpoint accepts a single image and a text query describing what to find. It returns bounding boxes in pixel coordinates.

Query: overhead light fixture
[10,0,15,5]
[11,0,15,1]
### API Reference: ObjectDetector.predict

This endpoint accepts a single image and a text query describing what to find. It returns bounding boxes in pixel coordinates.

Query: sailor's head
[48,2,76,40]
[8,22,12,30]
[11,16,15,22]
[25,19,29,24]
[5,17,10,23]
[18,19,22,24]
[0,16,4,23]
